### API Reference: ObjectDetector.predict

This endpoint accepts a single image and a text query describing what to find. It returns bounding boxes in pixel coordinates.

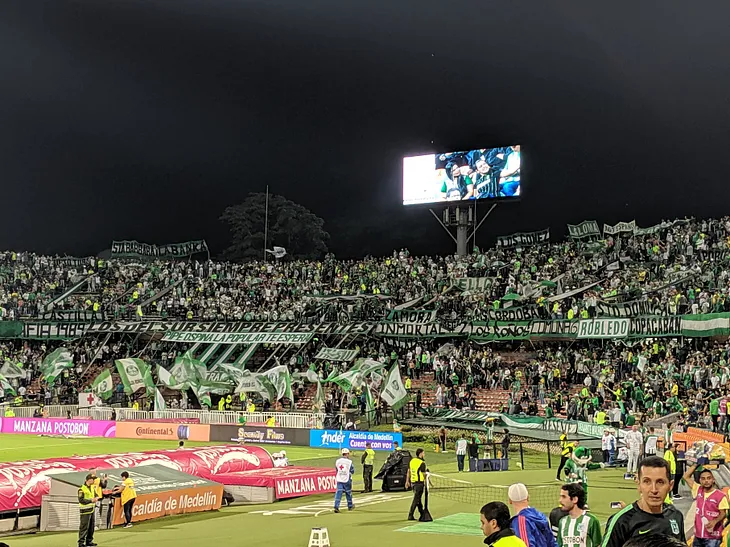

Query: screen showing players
[402,145,521,205]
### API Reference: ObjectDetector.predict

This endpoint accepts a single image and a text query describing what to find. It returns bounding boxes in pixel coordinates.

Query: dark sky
[3,1,730,258]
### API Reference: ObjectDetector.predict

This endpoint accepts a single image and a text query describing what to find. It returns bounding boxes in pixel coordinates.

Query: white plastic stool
[308,527,331,547]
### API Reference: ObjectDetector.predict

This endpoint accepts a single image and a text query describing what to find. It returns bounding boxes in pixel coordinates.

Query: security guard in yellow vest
[78,473,98,547]
[225,394,232,410]
[555,433,573,481]
[4,406,14,417]
[406,448,428,521]
[218,397,225,412]
[361,442,376,493]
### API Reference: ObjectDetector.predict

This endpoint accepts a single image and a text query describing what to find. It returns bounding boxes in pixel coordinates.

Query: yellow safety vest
[409,457,425,483]
[92,477,103,499]
[364,448,375,466]
[79,484,95,514]
[560,435,571,456]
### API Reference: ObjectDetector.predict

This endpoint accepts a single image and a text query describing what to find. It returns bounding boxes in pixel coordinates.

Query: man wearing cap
[333,448,354,513]
[78,473,99,547]
[509,483,557,547]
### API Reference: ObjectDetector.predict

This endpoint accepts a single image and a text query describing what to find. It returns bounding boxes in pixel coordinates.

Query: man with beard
[556,483,602,547]
[682,463,728,547]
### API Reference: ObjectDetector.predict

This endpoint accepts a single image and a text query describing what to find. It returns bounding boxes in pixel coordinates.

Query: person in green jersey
[557,483,602,547]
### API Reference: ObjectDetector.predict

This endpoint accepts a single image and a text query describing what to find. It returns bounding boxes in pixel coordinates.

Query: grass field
[0,434,640,547]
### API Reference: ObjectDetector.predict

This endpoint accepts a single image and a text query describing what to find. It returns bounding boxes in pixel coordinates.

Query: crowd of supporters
[1,216,730,322]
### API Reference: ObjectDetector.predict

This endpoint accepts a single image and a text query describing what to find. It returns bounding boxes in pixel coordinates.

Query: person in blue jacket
[508,483,557,547]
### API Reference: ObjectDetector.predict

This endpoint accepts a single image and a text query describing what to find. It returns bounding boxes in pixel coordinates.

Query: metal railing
[76,408,332,429]
[7,405,78,418]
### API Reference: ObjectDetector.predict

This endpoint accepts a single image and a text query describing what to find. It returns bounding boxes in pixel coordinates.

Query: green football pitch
[0,434,638,547]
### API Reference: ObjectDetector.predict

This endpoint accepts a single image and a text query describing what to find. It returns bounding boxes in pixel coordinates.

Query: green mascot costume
[564,446,603,499]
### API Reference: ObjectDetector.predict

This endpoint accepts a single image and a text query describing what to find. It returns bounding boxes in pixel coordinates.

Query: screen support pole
[429,209,458,245]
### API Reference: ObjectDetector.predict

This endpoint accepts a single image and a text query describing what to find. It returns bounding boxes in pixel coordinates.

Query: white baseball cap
[341,448,350,455]
[508,483,529,502]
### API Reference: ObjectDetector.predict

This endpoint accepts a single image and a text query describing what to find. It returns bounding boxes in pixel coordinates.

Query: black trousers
[363,465,373,492]
[79,511,95,547]
[123,499,135,524]
[672,463,683,496]
[408,483,424,519]
[556,455,569,479]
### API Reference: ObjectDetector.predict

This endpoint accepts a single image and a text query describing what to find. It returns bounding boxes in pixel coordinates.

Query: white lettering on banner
[315,348,359,362]
[496,228,550,248]
[577,319,630,339]
[161,331,313,345]
[12,419,90,436]
[275,476,337,497]
[180,492,217,509]
[596,300,666,318]
[568,220,601,239]
[453,277,494,293]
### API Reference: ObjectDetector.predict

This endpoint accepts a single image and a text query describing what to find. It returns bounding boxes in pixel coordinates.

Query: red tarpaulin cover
[0,445,272,512]
[213,466,338,499]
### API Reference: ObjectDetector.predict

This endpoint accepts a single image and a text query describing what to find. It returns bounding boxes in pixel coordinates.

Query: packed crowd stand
[2,216,730,322]
[0,215,729,437]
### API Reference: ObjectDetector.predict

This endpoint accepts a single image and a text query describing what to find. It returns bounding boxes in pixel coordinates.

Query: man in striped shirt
[557,483,602,547]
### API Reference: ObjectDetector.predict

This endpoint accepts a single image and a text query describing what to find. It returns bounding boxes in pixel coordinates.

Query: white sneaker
[124,523,133,528]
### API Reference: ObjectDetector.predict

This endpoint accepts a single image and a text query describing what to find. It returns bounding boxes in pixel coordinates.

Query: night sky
[3,1,730,259]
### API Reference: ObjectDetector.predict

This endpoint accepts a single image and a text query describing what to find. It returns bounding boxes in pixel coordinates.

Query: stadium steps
[409,372,511,412]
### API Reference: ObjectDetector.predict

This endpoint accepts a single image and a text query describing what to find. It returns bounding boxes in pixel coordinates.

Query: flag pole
[264,185,269,261]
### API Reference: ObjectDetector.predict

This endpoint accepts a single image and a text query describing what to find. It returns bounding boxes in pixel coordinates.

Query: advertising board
[210,425,310,445]
[0,417,116,438]
[114,421,211,442]
[309,430,403,451]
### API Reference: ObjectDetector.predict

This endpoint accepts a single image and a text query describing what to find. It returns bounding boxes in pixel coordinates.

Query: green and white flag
[312,380,325,412]
[115,358,150,394]
[263,365,293,401]
[91,369,114,400]
[154,388,167,411]
[40,348,74,387]
[381,364,408,410]
[234,370,273,399]
[0,373,16,396]
[157,365,182,390]
[194,384,212,408]
[0,360,23,379]
[365,383,376,418]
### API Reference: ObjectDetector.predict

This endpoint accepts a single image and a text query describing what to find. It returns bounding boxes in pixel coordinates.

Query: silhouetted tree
[220,193,329,260]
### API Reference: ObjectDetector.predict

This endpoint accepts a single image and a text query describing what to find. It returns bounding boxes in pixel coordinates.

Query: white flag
[154,388,167,411]
[381,364,408,410]
[265,246,287,259]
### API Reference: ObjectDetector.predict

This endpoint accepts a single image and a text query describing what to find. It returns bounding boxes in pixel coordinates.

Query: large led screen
[403,145,521,205]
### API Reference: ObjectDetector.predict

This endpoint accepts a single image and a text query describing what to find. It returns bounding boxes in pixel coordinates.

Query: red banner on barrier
[0,445,272,512]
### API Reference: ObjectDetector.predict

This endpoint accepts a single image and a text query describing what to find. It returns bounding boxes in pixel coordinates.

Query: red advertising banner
[0,445,272,512]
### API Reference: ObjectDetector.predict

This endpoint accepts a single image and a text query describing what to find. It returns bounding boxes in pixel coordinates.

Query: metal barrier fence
[76,408,331,429]
[4,405,336,430]
[8,405,78,418]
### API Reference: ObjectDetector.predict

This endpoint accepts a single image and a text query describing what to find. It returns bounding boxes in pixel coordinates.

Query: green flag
[263,365,293,401]
[0,373,16,396]
[114,358,150,394]
[91,369,114,400]
[381,364,408,410]
[313,380,325,412]
[194,384,211,408]
[365,383,376,419]
[0,360,24,379]
[154,388,167,411]
[157,365,182,390]
[41,348,74,387]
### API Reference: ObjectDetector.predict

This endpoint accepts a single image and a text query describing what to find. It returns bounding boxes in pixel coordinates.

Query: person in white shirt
[624,425,643,476]
[455,434,468,473]
[333,448,354,513]
[601,430,616,466]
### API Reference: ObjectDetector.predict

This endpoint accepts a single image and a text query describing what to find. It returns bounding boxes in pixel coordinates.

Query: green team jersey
[564,459,587,487]
[557,511,602,547]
